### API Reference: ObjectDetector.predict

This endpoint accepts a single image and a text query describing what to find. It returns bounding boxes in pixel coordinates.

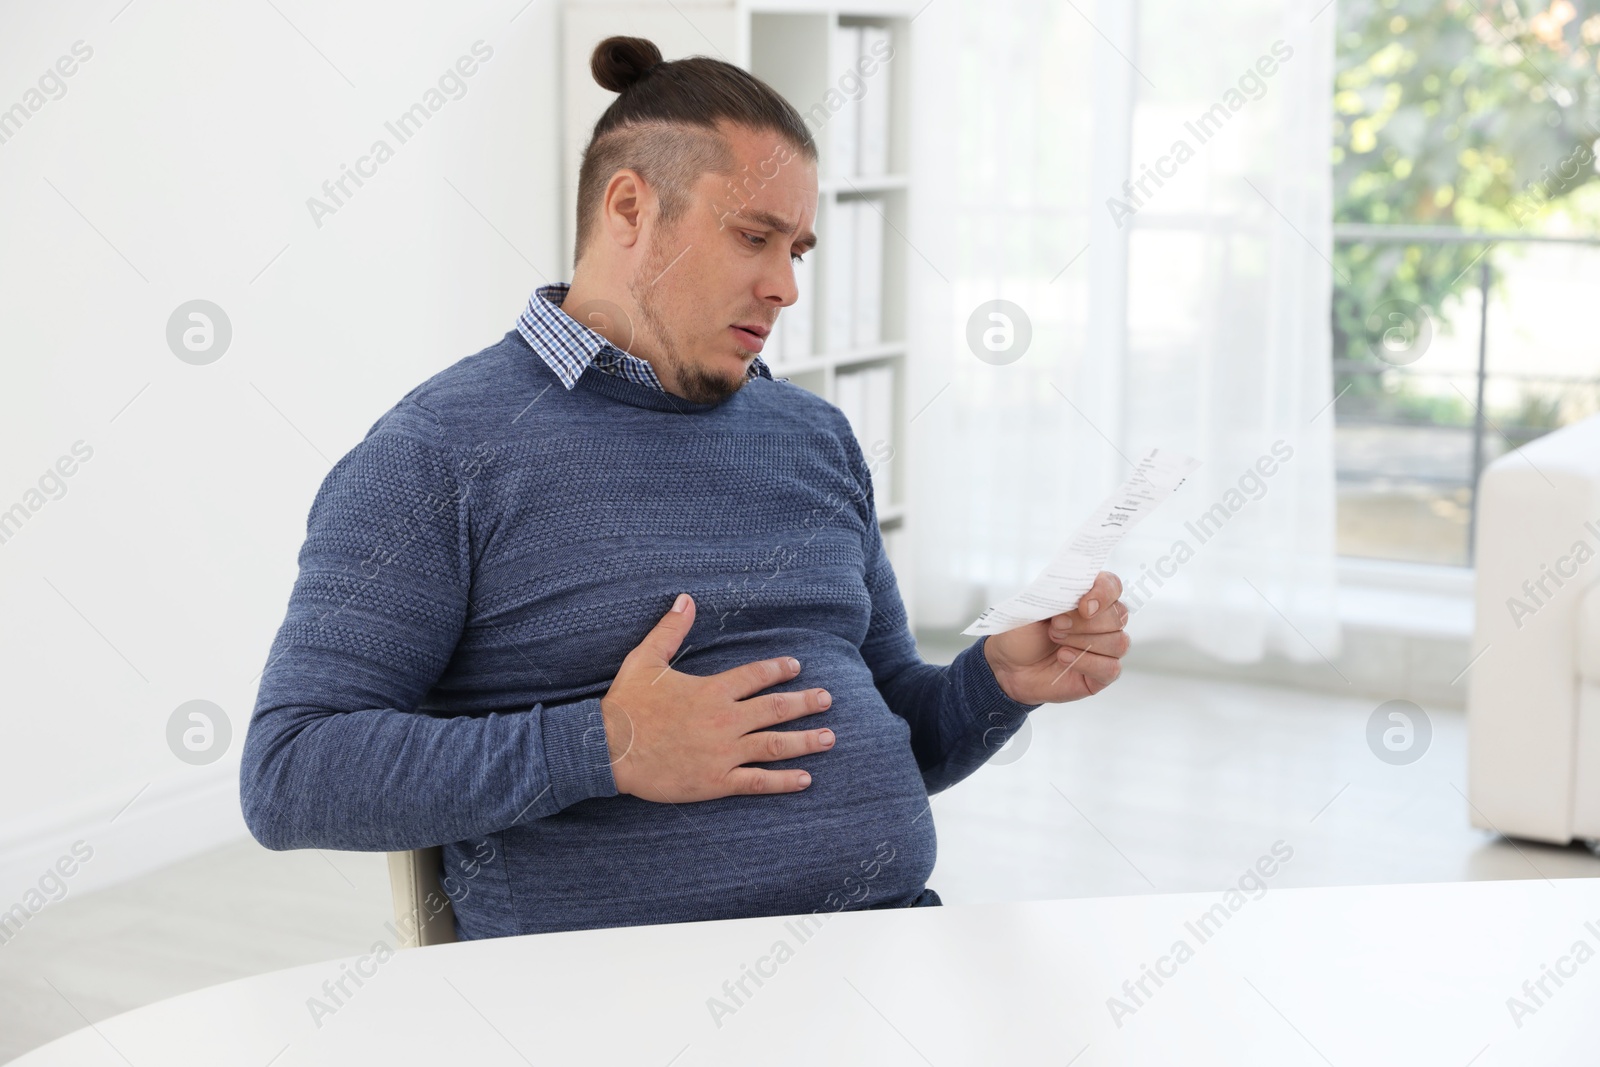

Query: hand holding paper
[974,448,1200,706]
[981,567,1132,705]
[963,448,1202,637]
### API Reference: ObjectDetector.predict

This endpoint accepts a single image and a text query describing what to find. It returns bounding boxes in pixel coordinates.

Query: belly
[463,631,939,935]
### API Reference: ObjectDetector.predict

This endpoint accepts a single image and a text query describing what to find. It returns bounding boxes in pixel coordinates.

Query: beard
[628,227,749,406]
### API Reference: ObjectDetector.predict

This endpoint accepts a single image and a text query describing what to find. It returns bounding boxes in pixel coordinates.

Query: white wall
[0,0,565,904]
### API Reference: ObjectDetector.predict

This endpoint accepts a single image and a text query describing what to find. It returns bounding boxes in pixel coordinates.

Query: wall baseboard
[0,765,249,922]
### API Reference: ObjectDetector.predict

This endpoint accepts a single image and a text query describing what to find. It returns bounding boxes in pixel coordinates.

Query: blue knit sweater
[239,327,1042,939]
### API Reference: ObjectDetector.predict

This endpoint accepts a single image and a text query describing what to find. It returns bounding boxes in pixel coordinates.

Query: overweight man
[239,35,1130,940]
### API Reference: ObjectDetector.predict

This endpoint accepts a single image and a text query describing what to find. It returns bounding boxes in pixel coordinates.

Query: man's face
[628,124,818,405]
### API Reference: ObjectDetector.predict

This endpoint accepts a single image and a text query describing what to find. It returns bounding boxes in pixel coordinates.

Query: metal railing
[1329,224,1600,565]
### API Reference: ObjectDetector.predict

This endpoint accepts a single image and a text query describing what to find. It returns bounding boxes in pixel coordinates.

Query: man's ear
[602,169,648,250]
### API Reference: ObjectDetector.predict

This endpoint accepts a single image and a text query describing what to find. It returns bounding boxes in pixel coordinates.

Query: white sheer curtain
[905,0,1341,664]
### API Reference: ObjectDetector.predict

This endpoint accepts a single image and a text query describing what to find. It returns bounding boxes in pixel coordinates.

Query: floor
[4,664,1598,1062]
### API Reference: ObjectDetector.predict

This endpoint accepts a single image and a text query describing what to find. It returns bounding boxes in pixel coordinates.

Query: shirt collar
[516,282,776,391]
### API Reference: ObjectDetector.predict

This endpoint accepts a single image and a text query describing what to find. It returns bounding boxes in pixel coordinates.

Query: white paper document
[961,448,1203,636]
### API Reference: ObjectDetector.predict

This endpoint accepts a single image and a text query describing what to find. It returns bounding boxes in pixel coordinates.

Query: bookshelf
[561,1,918,619]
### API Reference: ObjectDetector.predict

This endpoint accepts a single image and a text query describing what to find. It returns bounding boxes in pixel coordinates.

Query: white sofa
[1469,412,1600,845]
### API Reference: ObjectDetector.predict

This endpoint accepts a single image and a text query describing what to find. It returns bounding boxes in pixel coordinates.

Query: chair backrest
[386,847,458,948]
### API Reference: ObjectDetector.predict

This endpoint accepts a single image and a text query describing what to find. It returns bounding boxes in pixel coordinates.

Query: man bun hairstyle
[590,34,664,93]
[573,35,818,267]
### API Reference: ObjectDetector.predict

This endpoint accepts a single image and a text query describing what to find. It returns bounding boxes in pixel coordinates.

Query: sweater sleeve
[239,399,617,853]
[840,419,1043,796]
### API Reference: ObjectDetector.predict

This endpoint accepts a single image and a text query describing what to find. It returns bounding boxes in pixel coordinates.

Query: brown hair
[573,36,818,267]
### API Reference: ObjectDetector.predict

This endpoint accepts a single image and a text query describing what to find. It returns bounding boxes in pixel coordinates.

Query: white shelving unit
[561,1,918,618]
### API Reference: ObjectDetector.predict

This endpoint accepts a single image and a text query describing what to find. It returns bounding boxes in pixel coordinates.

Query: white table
[14,878,1598,1065]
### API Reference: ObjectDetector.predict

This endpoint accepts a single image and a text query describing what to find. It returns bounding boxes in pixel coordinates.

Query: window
[1330,0,1600,567]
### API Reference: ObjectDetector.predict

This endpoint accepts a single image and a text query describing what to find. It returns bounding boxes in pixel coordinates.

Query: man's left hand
[981,570,1129,705]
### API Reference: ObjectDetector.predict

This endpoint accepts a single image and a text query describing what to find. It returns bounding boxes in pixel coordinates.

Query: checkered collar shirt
[516,282,782,392]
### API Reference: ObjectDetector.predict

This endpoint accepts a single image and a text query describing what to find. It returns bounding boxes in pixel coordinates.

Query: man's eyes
[742,231,806,263]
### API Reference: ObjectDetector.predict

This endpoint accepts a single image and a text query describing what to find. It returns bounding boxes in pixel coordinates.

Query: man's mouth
[729,323,769,353]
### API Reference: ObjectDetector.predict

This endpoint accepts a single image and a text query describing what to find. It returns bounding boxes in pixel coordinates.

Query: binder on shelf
[882,524,914,618]
[858,25,892,176]
[766,303,785,364]
[852,197,884,349]
[787,251,814,360]
[768,251,815,365]
[831,25,863,178]
[835,364,894,501]
[862,364,894,501]
[836,367,867,457]
[883,524,907,577]
[826,199,858,352]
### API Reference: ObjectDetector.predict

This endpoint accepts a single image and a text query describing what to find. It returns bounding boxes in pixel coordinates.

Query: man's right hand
[600,592,834,802]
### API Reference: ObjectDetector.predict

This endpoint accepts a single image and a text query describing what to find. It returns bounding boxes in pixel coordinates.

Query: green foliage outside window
[1333,0,1600,432]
